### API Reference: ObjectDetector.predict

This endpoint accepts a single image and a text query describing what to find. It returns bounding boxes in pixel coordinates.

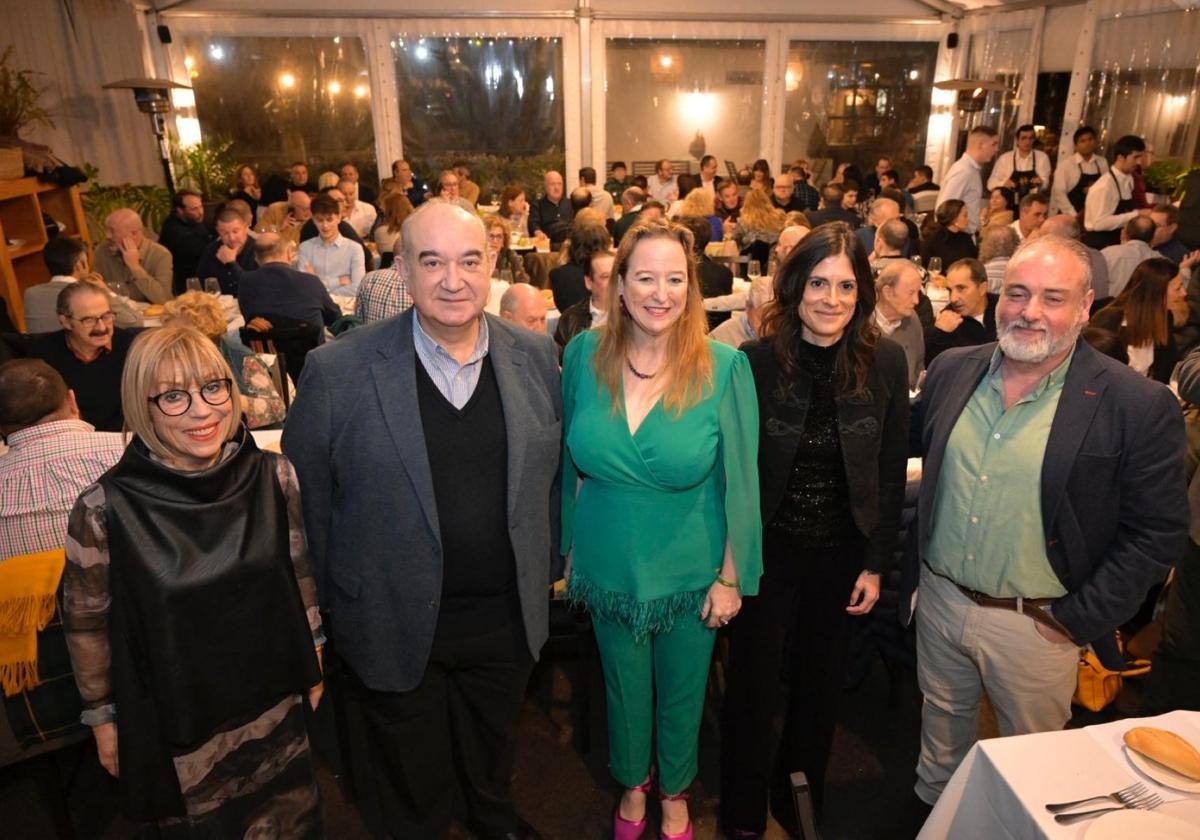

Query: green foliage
[81,175,174,241]
[1144,159,1200,201]
[170,137,240,200]
[411,150,567,203]
[0,45,54,138]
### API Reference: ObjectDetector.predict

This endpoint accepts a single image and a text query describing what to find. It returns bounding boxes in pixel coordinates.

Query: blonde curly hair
[162,291,226,341]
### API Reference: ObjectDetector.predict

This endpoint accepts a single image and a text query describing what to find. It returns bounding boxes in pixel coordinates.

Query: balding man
[709,277,772,349]
[340,176,378,238]
[871,218,911,272]
[857,197,900,256]
[1102,215,1159,297]
[776,225,808,263]
[237,233,341,341]
[907,235,1187,815]
[1038,214,1110,299]
[284,201,560,840]
[770,172,803,213]
[92,208,173,304]
[498,282,549,334]
[256,189,313,244]
[530,170,573,246]
[873,261,925,387]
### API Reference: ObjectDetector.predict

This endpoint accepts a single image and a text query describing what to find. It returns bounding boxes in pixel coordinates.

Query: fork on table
[1044,782,1149,814]
[1051,789,1163,825]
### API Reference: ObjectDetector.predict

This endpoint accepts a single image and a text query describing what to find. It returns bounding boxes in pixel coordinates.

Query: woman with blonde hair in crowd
[483,214,532,285]
[561,218,762,840]
[62,325,325,836]
[316,171,340,191]
[734,188,788,267]
[677,187,723,243]
[373,190,415,268]
[161,291,286,428]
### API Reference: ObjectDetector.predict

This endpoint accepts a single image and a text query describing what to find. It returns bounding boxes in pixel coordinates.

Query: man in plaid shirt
[0,359,126,758]
[355,266,414,324]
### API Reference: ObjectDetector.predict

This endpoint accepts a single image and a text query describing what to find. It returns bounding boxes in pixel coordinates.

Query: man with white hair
[339,176,378,239]
[873,261,925,388]
[709,277,772,348]
[92,208,174,303]
[284,200,559,840]
[978,224,1020,292]
[498,282,548,334]
[775,225,808,263]
[905,235,1187,814]
[530,170,574,246]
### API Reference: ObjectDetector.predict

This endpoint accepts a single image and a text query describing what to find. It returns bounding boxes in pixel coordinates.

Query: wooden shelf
[0,178,92,332]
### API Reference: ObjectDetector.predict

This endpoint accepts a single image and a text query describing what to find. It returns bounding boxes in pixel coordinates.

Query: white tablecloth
[919,710,1200,839]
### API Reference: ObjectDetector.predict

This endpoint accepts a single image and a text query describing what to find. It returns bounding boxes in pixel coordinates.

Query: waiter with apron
[1083,134,1148,250]
[987,124,1051,200]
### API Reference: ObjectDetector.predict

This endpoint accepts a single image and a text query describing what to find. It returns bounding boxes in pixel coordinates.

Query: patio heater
[102,78,192,193]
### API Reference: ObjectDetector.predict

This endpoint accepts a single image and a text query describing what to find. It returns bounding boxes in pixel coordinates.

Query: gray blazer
[283,309,563,692]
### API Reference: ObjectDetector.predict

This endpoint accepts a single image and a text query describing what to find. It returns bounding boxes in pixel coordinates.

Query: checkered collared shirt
[355,267,414,323]
[0,419,127,560]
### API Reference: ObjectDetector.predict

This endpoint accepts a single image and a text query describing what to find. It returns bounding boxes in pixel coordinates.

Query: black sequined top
[764,339,856,550]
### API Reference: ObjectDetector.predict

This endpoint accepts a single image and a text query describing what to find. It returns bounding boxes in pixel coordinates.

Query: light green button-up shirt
[926,347,1075,598]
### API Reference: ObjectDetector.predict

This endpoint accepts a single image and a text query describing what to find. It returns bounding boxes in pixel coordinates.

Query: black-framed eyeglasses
[68,311,115,329]
[148,378,233,416]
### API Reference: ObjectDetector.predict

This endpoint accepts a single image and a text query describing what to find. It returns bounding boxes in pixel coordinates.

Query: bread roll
[1124,726,1200,780]
[144,304,164,318]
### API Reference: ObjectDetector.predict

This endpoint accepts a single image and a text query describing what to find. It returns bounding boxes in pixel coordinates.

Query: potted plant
[0,46,54,178]
[170,136,239,201]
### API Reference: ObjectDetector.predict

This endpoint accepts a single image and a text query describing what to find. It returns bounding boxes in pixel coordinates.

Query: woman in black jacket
[920,199,977,270]
[719,222,910,837]
[1088,257,1186,383]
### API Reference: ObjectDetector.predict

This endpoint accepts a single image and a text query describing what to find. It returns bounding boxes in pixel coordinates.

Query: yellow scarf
[0,549,66,697]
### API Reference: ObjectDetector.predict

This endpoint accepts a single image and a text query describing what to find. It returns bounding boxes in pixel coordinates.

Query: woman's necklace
[626,357,658,380]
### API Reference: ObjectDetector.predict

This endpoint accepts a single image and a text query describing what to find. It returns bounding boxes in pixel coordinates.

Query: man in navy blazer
[284,202,561,840]
[237,233,341,340]
[904,235,1187,807]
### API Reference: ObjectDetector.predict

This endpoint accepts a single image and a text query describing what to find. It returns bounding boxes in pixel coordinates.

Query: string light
[279,72,296,89]
[354,84,368,98]
[328,80,342,95]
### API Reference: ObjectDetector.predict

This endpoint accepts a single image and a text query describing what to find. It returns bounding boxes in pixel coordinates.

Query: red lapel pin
[1084,389,1097,397]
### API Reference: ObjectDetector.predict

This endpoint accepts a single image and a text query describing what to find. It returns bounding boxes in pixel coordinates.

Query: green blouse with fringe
[560,330,763,641]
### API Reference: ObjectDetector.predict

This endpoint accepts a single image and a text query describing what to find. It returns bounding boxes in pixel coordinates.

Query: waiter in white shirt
[1084,134,1150,250]
[1050,125,1109,217]
[987,124,1052,200]
[936,125,1000,235]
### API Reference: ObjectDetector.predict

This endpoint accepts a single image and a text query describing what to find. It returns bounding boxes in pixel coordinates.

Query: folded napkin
[0,548,66,696]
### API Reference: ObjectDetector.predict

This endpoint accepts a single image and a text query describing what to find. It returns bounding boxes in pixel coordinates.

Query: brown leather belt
[926,562,1074,640]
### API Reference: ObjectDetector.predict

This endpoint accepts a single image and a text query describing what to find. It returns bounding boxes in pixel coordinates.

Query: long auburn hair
[593,219,713,417]
[1109,257,1178,347]
[760,221,879,395]
[740,188,787,232]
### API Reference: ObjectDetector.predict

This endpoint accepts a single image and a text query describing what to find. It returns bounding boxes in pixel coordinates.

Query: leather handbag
[1072,649,1151,712]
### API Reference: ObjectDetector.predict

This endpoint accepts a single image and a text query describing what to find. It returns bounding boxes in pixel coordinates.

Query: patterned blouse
[62,442,324,726]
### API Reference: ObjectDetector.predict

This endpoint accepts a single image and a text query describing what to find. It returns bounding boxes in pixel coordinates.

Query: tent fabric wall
[1,0,162,185]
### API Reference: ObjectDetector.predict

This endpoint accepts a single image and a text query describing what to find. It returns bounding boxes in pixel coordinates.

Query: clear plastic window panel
[605,39,765,179]
[1082,9,1200,165]
[966,29,1031,145]
[783,40,938,178]
[179,35,378,184]
[392,36,565,201]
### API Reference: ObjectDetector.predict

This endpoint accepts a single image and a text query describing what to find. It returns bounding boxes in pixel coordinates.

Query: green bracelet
[715,574,739,589]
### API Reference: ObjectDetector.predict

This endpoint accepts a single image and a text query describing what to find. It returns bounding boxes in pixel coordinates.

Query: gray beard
[998,318,1081,363]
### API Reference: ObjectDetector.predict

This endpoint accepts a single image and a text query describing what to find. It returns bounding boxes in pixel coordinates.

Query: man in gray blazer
[904,235,1187,812]
[283,202,561,840]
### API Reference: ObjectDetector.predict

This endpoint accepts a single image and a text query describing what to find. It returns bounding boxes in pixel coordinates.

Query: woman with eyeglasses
[62,325,326,837]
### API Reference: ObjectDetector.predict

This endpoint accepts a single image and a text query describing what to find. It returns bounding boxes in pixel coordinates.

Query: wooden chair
[239,317,322,410]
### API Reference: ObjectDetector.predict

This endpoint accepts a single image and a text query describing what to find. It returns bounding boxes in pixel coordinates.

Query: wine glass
[927,256,942,275]
[204,277,221,296]
[909,255,923,268]
[747,260,762,281]
[185,277,201,293]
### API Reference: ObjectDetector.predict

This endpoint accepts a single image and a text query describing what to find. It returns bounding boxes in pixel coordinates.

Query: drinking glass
[909,255,923,268]
[185,277,201,293]
[927,257,942,275]
[747,260,762,281]
[204,277,221,295]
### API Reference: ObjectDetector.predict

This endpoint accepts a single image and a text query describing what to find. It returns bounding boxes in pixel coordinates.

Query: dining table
[918,709,1200,839]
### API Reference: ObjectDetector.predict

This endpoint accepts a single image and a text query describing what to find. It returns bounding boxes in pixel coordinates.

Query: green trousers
[592,614,716,795]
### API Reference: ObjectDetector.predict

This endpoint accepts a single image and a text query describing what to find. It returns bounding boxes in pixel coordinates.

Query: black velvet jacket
[741,336,911,572]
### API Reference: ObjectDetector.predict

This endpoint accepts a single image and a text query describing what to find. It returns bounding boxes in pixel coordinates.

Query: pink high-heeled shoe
[613,776,655,840]
[659,790,693,840]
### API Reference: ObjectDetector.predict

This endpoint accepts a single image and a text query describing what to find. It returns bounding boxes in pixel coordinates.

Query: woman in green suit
[561,219,762,840]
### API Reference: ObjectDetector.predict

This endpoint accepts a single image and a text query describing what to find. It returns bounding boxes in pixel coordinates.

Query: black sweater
[28,329,137,432]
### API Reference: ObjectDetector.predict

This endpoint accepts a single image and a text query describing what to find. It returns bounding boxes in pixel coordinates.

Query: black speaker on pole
[157,25,173,44]
[947,32,959,50]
